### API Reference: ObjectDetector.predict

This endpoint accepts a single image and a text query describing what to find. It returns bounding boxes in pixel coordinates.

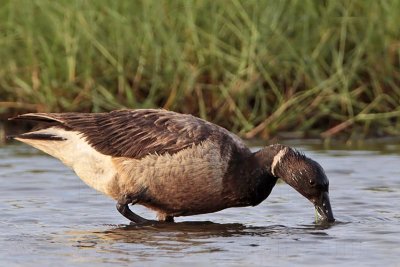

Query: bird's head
[265,145,335,223]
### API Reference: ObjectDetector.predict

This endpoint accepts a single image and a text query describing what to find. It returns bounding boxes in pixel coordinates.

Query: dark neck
[223,146,286,207]
[253,144,289,176]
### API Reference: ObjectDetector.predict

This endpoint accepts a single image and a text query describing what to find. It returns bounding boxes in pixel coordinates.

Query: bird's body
[10,109,334,223]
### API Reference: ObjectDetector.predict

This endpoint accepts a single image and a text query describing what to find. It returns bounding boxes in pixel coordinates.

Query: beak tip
[315,207,335,223]
[314,192,335,223]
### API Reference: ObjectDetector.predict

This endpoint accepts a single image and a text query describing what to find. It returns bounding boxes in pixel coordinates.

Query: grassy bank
[1,0,399,139]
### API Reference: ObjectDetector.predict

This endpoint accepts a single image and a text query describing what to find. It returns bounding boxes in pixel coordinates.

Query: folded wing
[11,109,237,159]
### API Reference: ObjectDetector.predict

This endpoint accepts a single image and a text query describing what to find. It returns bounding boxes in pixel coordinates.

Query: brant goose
[9,109,334,223]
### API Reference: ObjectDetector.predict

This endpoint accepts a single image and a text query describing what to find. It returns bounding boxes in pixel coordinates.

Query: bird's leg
[116,195,153,224]
[165,216,174,222]
[157,213,175,222]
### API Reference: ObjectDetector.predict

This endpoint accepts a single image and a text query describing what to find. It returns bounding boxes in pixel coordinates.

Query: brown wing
[13,109,245,159]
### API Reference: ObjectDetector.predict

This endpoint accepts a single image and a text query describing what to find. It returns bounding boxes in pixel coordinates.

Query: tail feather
[8,113,64,123]
[8,132,66,141]
[8,113,67,141]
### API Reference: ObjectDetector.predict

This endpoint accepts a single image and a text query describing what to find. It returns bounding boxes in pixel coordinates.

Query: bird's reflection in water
[66,220,333,254]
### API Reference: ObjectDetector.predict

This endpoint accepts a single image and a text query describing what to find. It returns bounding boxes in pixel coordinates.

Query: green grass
[1,0,400,139]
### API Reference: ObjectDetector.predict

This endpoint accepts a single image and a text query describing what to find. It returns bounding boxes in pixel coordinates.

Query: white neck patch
[271,147,289,176]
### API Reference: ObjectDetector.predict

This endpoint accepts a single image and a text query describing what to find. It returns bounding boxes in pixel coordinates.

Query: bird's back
[13,109,248,157]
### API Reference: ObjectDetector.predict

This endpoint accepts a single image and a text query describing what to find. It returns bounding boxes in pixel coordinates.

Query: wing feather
[12,109,249,159]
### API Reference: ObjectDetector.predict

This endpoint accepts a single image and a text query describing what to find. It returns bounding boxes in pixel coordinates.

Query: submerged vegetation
[0,0,399,139]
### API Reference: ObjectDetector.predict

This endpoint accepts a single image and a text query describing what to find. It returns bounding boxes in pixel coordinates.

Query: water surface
[0,143,399,266]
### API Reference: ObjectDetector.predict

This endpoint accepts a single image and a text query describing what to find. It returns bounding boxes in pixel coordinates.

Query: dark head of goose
[264,144,334,222]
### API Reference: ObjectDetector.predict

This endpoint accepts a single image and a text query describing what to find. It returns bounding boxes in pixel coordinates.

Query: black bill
[315,191,335,222]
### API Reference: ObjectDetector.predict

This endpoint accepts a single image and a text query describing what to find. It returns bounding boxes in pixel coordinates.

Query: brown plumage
[9,109,335,224]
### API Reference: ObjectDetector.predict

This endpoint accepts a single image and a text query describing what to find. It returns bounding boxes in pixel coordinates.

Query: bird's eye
[309,179,316,186]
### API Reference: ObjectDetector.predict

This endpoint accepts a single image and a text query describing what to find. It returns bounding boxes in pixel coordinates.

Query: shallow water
[0,143,399,266]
